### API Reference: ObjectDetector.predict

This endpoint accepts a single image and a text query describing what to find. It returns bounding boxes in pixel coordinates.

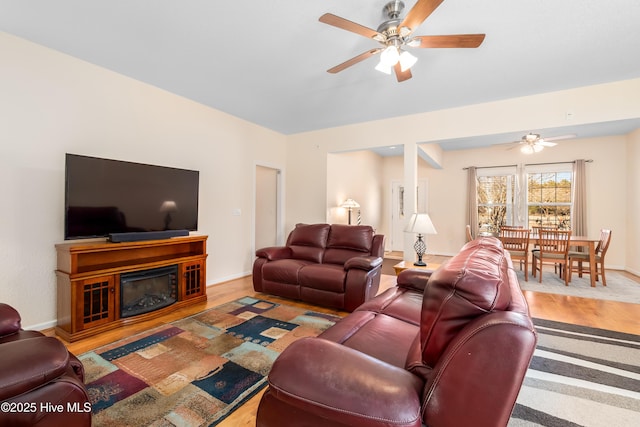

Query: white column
[403,142,418,263]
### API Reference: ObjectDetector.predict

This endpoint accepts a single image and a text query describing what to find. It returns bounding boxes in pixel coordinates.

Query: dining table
[529,234,601,287]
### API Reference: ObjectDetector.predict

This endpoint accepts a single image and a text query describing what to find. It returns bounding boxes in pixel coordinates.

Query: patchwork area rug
[79,297,341,426]
[510,318,640,427]
[515,268,640,304]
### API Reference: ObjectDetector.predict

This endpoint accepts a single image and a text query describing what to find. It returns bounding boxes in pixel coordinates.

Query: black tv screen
[65,154,199,240]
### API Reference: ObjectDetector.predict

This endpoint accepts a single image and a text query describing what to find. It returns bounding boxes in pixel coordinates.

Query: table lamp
[404,213,438,266]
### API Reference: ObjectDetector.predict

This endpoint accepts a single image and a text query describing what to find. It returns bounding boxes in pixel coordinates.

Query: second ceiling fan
[501,133,577,154]
[319,0,485,82]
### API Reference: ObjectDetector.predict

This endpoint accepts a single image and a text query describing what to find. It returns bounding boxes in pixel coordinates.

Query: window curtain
[571,159,587,236]
[515,164,527,226]
[466,167,478,238]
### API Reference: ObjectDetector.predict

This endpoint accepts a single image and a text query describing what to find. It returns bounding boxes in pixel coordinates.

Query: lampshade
[380,45,400,67]
[520,144,543,154]
[340,198,360,209]
[375,60,392,75]
[399,50,417,72]
[404,213,437,235]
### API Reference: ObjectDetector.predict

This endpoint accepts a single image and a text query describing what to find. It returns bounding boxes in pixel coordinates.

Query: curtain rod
[462,164,516,170]
[463,159,593,170]
[524,159,593,167]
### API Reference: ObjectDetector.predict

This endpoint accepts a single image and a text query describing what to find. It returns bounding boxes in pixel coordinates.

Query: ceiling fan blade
[543,133,577,142]
[505,143,524,150]
[327,48,382,74]
[537,141,557,147]
[394,63,412,82]
[492,139,523,147]
[415,34,486,48]
[399,0,445,35]
[319,13,382,40]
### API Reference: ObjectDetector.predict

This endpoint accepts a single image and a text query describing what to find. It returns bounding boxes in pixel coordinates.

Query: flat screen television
[65,154,199,240]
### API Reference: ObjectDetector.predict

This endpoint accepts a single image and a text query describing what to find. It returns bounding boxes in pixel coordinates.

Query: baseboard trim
[207,271,252,286]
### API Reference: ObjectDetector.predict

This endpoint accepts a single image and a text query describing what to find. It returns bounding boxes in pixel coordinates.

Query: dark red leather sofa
[256,237,537,427]
[0,303,91,427]
[253,223,385,311]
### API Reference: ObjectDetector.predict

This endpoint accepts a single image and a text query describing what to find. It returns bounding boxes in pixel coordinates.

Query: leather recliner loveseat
[0,303,91,427]
[253,223,385,312]
[256,237,537,427]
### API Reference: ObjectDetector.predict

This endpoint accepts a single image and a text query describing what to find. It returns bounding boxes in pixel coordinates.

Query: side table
[393,261,442,276]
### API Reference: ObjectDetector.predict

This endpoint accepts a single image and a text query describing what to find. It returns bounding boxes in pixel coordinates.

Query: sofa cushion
[299,264,346,292]
[262,259,313,285]
[324,225,374,265]
[0,337,70,401]
[319,310,420,368]
[287,223,331,263]
[420,237,513,368]
[356,286,423,326]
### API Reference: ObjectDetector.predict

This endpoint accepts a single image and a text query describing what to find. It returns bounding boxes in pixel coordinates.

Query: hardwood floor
[46,261,640,427]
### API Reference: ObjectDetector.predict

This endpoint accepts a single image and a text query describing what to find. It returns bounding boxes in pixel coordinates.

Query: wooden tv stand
[55,234,208,342]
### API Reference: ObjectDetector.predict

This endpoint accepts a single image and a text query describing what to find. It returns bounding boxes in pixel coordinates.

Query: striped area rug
[509,318,640,426]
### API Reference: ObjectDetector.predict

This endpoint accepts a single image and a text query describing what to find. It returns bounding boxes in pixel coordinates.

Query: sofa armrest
[423,311,537,427]
[397,268,433,292]
[0,303,22,337]
[344,255,382,271]
[0,337,70,401]
[255,246,292,261]
[267,337,423,427]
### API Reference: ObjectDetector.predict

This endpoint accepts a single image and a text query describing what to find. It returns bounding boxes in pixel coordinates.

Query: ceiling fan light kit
[399,50,418,71]
[520,143,544,154]
[375,61,393,75]
[319,0,485,82]
[497,132,577,154]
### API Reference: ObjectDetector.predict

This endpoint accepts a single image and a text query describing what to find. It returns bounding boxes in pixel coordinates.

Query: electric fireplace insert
[120,265,178,318]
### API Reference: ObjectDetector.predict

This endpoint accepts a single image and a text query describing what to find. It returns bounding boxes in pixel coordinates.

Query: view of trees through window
[477,175,514,233]
[527,172,572,229]
[476,169,572,232]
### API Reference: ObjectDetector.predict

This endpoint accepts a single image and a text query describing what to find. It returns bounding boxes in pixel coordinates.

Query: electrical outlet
[231,208,241,216]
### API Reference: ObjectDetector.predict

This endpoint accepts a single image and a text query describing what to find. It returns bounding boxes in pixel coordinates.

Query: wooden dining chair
[531,225,560,273]
[532,229,572,286]
[568,229,612,286]
[499,227,530,281]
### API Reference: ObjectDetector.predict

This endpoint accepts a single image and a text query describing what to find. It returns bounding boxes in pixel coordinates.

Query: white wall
[0,33,286,328]
[330,138,630,268]
[287,79,640,271]
[626,129,640,275]
[426,137,628,267]
[326,151,384,229]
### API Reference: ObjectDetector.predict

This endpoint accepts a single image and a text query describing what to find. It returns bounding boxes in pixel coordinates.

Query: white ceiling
[2,0,640,150]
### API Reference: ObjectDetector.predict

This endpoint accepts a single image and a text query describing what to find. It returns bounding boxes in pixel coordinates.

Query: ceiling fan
[319,0,485,82]
[501,133,577,154]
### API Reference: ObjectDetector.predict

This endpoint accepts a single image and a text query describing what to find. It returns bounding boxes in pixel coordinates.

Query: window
[526,167,572,230]
[476,167,516,233]
[474,164,574,232]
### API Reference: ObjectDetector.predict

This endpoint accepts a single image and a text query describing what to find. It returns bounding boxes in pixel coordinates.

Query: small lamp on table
[404,213,438,266]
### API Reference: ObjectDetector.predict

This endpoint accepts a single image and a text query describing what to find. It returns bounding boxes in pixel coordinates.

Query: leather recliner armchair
[257,237,537,427]
[0,303,91,427]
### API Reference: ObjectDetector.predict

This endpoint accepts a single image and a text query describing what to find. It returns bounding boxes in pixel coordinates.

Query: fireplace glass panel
[120,265,178,318]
